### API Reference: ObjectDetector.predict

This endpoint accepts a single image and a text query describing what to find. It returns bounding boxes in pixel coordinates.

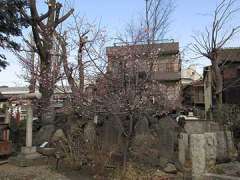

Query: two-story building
[203,47,240,116]
[105,41,182,107]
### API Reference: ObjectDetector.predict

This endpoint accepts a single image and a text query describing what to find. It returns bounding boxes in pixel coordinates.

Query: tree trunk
[212,60,223,110]
[122,138,129,175]
[39,0,56,124]
[122,114,134,175]
[29,42,36,93]
[59,35,82,106]
[78,40,85,96]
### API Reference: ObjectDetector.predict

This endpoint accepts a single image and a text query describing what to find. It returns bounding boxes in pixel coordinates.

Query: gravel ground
[0,164,69,180]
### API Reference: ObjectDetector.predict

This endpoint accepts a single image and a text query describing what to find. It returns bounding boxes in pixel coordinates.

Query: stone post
[21,100,37,156]
[204,133,217,169]
[26,101,33,147]
[190,134,206,179]
[178,133,188,166]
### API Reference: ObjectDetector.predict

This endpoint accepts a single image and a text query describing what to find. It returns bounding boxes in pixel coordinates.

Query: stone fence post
[26,101,33,148]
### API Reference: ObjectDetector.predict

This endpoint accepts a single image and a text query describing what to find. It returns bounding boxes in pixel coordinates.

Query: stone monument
[9,93,43,166]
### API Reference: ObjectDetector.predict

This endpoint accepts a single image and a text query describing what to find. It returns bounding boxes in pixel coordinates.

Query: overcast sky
[1,0,239,86]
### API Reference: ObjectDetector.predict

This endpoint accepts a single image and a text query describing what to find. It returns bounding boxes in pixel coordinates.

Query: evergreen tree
[0,0,28,70]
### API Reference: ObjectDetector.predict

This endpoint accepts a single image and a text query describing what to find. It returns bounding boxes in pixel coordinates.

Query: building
[181,65,203,108]
[182,80,204,108]
[0,93,11,156]
[0,86,72,121]
[218,48,240,104]
[181,65,202,86]
[203,47,240,115]
[105,41,182,106]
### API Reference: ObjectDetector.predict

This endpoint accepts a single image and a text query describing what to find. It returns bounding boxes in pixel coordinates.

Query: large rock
[51,129,66,142]
[157,117,179,160]
[237,143,240,161]
[216,131,237,163]
[163,163,177,174]
[103,119,122,150]
[135,117,149,135]
[214,161,240,177]
[34,125,55,145]
[84,122,96,145]
[131,134,161,166]
[152,170,167,180]
[159,157,169,168]
[41,105,56,125]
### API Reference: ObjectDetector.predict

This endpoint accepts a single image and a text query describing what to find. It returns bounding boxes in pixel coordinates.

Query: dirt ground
[0,163,93,180]
[0,164,68,180]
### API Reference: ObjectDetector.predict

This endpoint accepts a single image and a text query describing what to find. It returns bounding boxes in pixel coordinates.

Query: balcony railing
[113,39,175,47]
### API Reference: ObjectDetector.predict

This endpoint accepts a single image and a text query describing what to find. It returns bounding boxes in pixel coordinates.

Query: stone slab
[190,134,206,178]
[204,133,217,168]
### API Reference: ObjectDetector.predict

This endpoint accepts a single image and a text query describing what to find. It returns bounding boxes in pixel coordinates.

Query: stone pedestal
[9,146,43,167]
[9,151,43,167]
[21,146,41,159]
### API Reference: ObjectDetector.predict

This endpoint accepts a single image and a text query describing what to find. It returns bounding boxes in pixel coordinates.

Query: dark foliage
[0,0,28,70]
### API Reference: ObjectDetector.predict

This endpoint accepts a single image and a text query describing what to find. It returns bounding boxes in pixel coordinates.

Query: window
[237,67,240,76]
[138,71,147,80]
[166,63,174,72]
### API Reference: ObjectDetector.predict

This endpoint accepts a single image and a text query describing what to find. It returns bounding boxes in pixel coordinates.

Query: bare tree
[15,34,64,95]
[56,15,107,109]
[98,1,177,170]
[192,0,240,109]
[15,34,38,93]
[144,0,174,41]
[20,0,74,122]
[95,41,180,174]
[118,0,174,43]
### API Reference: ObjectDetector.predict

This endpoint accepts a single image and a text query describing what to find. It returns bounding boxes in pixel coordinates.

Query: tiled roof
[0,87,29,94]
[0,86,72,95]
